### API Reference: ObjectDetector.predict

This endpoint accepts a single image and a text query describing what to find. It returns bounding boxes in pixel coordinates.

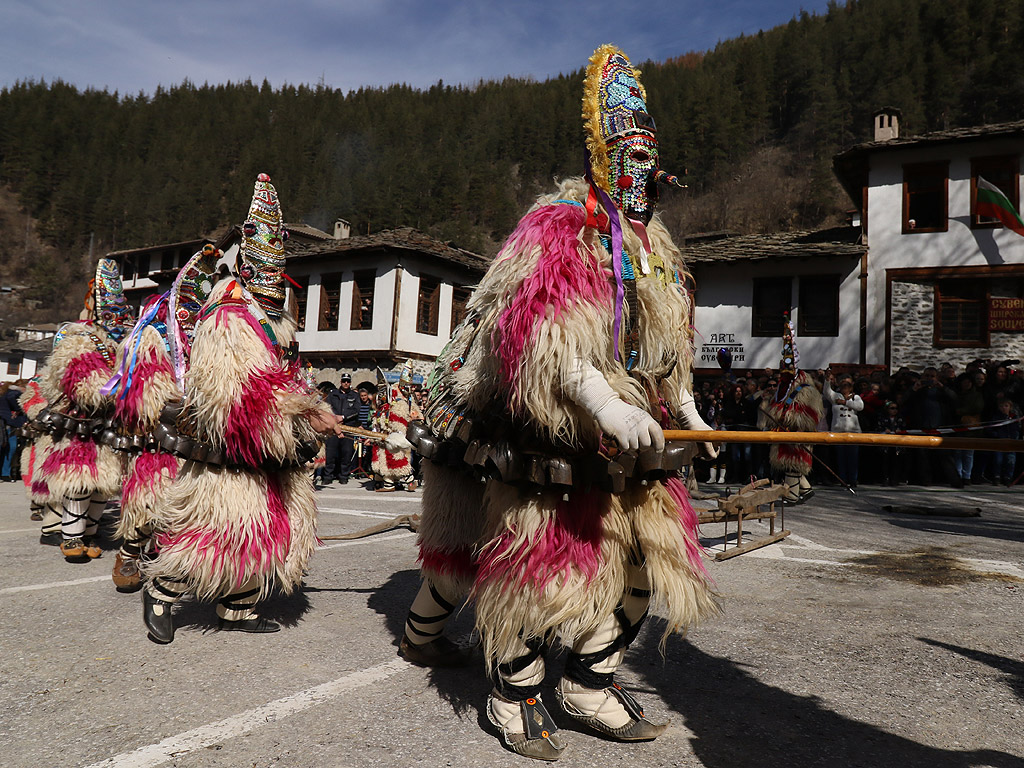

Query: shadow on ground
[361,568,489,718]
[920,637,1024,703]
[172,586,313,633]
[632,630,1024,768]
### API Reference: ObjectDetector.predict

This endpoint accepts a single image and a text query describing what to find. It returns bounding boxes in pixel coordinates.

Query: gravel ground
[0,478,1021,767]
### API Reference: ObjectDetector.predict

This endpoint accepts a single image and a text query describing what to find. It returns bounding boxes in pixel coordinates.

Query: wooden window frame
[289,274,310,332]
[349,269,376,330]
[751,277,792,338]
[450,285,471,331]
[798,274,841,337]
[318,273,342,332]
[416,274,440,336]
[970,155,1020,230]
[6,356,22,376]
[902,161,949,233]
[934,280,989,348]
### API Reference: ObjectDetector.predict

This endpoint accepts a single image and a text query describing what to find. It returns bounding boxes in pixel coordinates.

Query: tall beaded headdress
[237,173,288,318]
[780,312,799,374]
[582,44,656,196]
[92,258,135,340]
[168,243,220,388]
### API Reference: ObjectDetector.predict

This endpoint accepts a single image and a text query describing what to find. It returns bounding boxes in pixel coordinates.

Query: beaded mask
[607,133,660,224]
[583,45,664,224]
[168,243,220,386]
[92,258,135,341]
[238,173,288,318]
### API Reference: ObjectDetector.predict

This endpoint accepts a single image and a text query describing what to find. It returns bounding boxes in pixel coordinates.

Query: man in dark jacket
[905,367,957,485]
[332,373,361,483]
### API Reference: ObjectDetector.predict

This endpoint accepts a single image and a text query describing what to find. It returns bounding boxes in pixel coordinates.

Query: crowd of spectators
[0,380,28,482]
[315,376,430,490]
[692,358,1024,488]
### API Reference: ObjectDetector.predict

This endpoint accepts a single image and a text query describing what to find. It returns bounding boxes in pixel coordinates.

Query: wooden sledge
[698,478,790,561]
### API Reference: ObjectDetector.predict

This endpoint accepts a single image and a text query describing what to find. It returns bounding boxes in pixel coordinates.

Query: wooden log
[718,485,787,513]
[663,429,1022,453]
[337,424,388,441]
[699,509,776,524]
[714,530,791,561]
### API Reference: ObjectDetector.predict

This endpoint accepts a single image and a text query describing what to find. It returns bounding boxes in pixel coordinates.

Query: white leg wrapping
[489,635,547,735]
[404,579,456,646]
[146,576,188,605]
[557,560,652,730]
[40,504,62,535]
[783,473,800,501]
[557,613,631,728]
[215,575,261,621]
[61,495,90,539]
[707,467,717,483]
[799,474,811,492]
[84,493,106,537]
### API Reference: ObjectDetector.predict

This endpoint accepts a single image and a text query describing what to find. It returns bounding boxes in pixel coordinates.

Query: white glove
[564,359,664,452]
[384,431,412,452]
[677,389,719,460]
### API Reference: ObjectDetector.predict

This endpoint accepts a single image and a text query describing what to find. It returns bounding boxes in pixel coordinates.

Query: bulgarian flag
[977,175,1024,236]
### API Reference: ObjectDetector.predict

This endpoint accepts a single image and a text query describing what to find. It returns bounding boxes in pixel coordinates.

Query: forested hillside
[1,0,1021,326]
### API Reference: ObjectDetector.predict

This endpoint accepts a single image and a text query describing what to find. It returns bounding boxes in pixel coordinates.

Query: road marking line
[318,491,421,503]
[82,659,410,768]
[318,531,414,551]
[0,527,42,535]
[1,575,109,594]
[1,532,410,593]
[317,507,398,519]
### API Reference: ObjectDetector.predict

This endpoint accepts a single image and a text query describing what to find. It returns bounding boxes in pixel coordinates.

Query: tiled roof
[836,119,1024,161]
[833,120,1024,204]
[683,227,865,264]
[106,238,207,258]
[0,337,53,354]
[286,227,490,273]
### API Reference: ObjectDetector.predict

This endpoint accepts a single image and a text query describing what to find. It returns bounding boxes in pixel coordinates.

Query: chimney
[334,219,351,240]
[873,107,901,142]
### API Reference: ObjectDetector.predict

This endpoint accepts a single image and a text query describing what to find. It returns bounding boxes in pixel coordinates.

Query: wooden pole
[662,429,1023,453]
[337,424,387,441]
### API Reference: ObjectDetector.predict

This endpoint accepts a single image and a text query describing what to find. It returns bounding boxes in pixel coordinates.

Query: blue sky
[2,0,833,96]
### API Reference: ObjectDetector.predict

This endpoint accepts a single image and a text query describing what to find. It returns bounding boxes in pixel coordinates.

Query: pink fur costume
[416,177,718,668]
[142,280,322,601]
[37,323,123,501]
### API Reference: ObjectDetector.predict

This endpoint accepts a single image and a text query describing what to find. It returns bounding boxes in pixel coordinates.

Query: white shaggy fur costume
[37,317,124,558]
[18,379,59,530]
[141,175,325,642]
[408,181,717,757]
[405,45,721,760]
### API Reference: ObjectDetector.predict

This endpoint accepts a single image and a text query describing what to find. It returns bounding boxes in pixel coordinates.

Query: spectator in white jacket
[824,373,864,487]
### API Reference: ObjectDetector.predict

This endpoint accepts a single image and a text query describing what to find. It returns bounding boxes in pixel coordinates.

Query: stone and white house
[689,111,1024,375]
[0,323,59,383]
[833,111,1024,372]
[107,221,488,387]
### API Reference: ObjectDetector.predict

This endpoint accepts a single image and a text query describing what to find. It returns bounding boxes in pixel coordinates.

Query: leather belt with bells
[407,419,692,495]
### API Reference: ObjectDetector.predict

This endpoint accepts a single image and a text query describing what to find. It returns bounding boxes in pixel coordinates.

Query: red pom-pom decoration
[617,176,634,189]
[257,173,271,182]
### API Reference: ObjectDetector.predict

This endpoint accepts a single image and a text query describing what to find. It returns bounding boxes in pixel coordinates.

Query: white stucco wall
[293,265,395,353]
[692,256,860,372]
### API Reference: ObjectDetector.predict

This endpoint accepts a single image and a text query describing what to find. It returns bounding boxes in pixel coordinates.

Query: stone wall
[889,280,1024,371]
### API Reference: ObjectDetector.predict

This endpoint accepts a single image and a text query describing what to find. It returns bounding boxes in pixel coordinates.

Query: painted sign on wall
[699,333,745,365]
[990,298,1024,332]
